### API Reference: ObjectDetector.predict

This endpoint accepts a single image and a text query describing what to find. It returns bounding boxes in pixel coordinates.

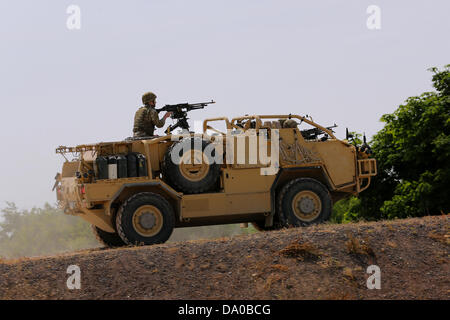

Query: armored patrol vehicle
[54,110,377,247]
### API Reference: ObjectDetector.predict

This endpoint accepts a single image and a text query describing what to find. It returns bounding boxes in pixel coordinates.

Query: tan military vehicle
[54,113,377,247]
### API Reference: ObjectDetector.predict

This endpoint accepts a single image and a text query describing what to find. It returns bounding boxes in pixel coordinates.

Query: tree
[337,65,450,221]
[0,202,256,259]
[0,203,99,259]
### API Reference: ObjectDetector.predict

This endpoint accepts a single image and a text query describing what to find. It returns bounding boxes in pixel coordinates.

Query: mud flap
[80,208,115,233]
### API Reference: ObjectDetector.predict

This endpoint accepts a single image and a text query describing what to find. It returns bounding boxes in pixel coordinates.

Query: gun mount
[157,100,215,134]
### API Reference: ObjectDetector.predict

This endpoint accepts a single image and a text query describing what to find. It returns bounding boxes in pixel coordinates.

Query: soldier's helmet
[142,92,157,105]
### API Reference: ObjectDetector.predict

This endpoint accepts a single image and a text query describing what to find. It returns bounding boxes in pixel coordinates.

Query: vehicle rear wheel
[278,178,332,227]
[91,225,126,247]
[116,192,175,245]
[162,137,220,194]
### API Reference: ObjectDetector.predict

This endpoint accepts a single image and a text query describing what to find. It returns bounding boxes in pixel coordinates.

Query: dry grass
[386,240,398,248]
[386,224,396,231]
[270,264,289,272]
[264,273,283,290]
[317,257,344,269]
[428,232,450,245]
[200,263,210,270]
[175,255,185,268]
[342,267,354,280]
[279,241,321,261]
[215,263,228,272]
[345,233,375,257]
[0,256,30,265]
[166,247,179,254]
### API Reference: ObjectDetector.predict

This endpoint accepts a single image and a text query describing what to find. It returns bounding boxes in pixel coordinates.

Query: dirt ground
[0,215,448,300]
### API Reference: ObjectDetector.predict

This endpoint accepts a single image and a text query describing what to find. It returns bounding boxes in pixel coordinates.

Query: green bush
[334,65,450,221]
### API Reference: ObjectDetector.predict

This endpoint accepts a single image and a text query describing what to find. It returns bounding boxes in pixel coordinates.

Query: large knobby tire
[278,178,332,227]
[162,138,220,194]
[116,192,175,245]
[91,225,126,248]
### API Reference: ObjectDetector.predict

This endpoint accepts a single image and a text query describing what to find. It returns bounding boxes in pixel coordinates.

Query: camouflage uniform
[133,92,167,137]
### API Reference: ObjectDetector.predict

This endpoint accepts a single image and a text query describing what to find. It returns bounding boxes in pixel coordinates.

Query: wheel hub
[132,205,163,237]
[291,190,322,222]
[298,197,315,214]
[139,212,156,229]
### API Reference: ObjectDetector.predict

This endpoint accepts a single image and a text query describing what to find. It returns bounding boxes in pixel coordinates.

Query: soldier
[133,92,172,137]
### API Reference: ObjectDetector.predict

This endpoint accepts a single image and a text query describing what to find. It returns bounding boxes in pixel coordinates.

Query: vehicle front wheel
[278,178,332,227]
[116,192,175,245]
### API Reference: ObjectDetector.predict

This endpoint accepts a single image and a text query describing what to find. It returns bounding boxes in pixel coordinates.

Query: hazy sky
[0,0,449,209]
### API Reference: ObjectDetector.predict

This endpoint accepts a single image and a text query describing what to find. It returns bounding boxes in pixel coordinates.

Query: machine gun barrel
[156,100,215,113]
[325,123,338,133]
[156,100,215,134]
[301,123,338,140]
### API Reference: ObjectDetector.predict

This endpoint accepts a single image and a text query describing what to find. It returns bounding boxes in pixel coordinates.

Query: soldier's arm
[149,108,166,128]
